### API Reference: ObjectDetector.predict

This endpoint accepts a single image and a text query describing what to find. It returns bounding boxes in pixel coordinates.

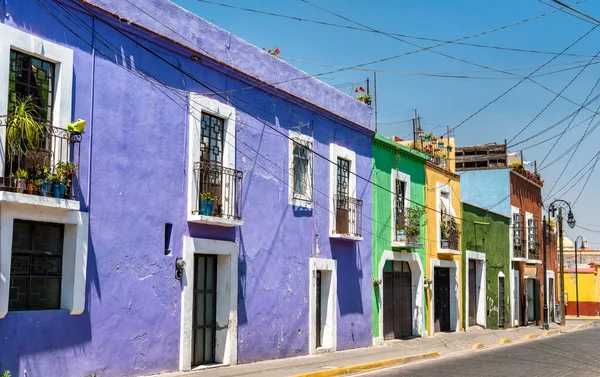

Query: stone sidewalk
[149,321,593,377]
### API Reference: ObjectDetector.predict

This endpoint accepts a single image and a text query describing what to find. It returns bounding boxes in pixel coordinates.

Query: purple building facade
[0,1,374,376]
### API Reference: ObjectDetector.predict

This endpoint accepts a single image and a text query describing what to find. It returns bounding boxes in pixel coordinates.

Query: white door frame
[546,270,556,322]
[374,251,425,345]
[180,236,238,370]
[309,258,337,354]
[511,269,519,327]
[430,259,460,333]
[465,251,486,328]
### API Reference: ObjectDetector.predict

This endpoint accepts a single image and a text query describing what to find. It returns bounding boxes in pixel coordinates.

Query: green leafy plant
[4,96,45,155]
[11,168,27,179]
[405,206,427,242]
[56,161,78,184]
[199,191,217,201]
[0,362,11,377]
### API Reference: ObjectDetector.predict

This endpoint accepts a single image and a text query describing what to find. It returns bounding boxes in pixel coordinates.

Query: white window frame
[436,182,458,253]
[391,170,410,242]
[187,94,242,226]
[288,130,314,208]
[0,201,88,318]
[0,23,74,177]
[329,144,360,240]
[525,212,533,260]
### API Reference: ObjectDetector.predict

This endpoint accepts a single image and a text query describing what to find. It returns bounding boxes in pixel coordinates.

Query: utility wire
[49,0,484,232]
[197,0,595,58]
[549,0,600,24]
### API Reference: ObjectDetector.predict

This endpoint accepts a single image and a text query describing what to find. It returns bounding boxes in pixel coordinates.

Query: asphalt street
[357,326,600,376]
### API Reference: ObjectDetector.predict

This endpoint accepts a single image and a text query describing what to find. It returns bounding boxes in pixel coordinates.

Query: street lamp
[544,199,576,329]
[574,236,584,317]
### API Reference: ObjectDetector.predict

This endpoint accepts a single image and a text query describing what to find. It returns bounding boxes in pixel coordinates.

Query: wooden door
[192,254,217,366]
[383,262,413,340]
[468,260,477,326]
[534,279,541,322]
[316,270,322,348]
[434,267,451,332]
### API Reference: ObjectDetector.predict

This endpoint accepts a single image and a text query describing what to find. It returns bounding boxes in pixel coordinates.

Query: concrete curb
[574,321,595,330]
[289,352,440,377]
[498,338,512,344]
[524,334,537,340]
[471,343,484,350]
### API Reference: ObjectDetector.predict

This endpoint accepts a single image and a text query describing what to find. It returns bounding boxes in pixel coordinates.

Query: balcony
[392,207,424,249]
[331,194,363,241]
[440,217,460,254]
[0,124,81,209]
[513,238,526,260]
[528,243,541,263]
[190,161,243,227]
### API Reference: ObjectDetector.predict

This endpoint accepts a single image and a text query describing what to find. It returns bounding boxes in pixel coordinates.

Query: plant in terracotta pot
[10,168,27,193]
[25,166,41,195]
[199,191,217,216]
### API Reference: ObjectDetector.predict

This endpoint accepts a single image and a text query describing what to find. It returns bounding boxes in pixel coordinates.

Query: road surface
[358,326,600,376]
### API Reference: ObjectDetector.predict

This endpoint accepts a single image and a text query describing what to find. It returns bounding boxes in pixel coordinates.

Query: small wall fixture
[373,278,382,287]
[424,278,433,289]
[175,258,186,280]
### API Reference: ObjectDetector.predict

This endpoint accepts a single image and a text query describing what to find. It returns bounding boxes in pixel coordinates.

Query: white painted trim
[187,215,243,227]
[512,269,520,327]
[391,170,411,242]
[0,191,80,211]
[0,23,74,176]
[546,270,556,322]
[525,212,533,260]
[288,130,314,208]
[329,144,358,237]
[436,183,459,254]
[187,94,238,224]
[179,236,238,370]
[309,258,337,354]
[329,233,363,242]
[429,259,460,333]
[0,202,88,318]
[374,251,425,344]
[465,251,486,328]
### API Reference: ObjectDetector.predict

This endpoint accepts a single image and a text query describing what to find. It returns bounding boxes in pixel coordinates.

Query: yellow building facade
[424,160,462,335]
[564,265,600,317]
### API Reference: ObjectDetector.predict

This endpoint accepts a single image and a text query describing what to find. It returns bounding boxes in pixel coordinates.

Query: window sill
[512,257,528,262]
[290,197,313,209]
[526,259,542,265]
[330,233,363,242]
[392,241,423,249]
[0,191,80,211]
[438,248,461,255]
[188,215,244,227]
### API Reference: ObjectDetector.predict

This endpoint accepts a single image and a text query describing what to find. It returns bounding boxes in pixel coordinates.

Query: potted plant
[440,214,450,248]
[199,191,217,216]
[423,132,433,141]
[37,165,52,196]
[25,167,39,195]
[406,206,427,244]
[10,168,27,193]
[49,172,65,199]
[56,161,78,199]
[446,145,453,152]
[4,96,44,156]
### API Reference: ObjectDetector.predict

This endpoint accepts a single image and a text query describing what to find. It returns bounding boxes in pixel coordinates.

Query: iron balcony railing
[333,194,363,238]
[394,207,421,243]
[441,225,460,250]
[0,124,81,199]
[513,238,526,259]
[528,242,541,260]
[192,161,243,220]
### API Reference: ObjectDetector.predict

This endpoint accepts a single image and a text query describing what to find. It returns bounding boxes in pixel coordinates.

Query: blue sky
[173,0,600,247]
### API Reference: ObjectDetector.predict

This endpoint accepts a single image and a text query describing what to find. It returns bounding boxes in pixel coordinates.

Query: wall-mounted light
[373,278,382,287]
[424,278,433,289]
[175,258,186,280]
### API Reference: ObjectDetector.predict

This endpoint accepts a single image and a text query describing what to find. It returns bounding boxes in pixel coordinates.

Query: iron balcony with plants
[332,194,363,238]
[393,205,426,248]
[440,213,460,251]
[192,161,243,222]
[0,96,81,200]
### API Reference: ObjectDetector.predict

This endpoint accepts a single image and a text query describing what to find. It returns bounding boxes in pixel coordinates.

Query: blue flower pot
[424,136,431,141]
[200,200,215,216]
[39,180,53,196]
[53,183,66,199]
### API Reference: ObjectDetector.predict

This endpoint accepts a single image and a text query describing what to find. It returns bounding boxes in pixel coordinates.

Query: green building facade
[461,202,511,330]
[372,134,428,344]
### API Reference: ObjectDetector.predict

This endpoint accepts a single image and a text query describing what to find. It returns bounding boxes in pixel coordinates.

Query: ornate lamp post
[543,200,575,329]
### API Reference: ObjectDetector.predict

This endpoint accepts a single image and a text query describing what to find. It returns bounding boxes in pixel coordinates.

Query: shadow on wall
[238,231,248,326]
[331,239,364,316]
[0,233,99,376]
